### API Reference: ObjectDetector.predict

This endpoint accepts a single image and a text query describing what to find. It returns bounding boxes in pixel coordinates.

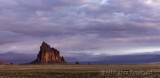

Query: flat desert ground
[0,64,160,78]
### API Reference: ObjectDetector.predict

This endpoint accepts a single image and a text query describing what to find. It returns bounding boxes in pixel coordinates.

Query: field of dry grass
[1,64,160,71]
[0,64,160,77]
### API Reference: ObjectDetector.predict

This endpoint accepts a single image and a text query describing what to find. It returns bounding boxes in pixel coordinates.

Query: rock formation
[31,42,65,64]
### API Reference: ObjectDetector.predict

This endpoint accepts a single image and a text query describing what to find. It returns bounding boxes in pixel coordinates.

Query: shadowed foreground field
[0,64,160,78]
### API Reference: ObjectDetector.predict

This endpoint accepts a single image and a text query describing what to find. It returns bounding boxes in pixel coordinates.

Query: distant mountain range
[0,52,36,64]
[0,51,160,64]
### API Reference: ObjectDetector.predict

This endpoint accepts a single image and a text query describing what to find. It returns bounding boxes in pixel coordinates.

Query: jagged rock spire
[31,42,66,64]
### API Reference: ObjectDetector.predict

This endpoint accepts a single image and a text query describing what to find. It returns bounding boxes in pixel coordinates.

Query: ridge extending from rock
[31,42,66,64]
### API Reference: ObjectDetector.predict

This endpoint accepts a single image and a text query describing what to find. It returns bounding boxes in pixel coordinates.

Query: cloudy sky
[0,0,160,56]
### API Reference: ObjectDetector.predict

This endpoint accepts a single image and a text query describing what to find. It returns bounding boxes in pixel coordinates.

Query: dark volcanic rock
[31,42,66,64]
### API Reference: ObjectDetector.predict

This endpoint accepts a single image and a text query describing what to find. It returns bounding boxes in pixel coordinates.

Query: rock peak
[40,42,51,52]
[31,42,66,64]
[41,41,50,48]
[42,41,48,46]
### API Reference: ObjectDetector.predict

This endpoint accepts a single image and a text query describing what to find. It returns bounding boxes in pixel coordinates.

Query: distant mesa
[30,42,66,64]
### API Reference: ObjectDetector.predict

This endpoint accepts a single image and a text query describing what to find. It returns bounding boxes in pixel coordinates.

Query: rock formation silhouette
[31,42,65,64]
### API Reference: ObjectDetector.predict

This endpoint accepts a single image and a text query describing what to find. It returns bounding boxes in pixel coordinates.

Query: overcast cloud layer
[0,0,160,56]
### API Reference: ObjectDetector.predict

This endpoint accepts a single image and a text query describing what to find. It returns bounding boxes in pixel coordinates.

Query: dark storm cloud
[0,0,160,55]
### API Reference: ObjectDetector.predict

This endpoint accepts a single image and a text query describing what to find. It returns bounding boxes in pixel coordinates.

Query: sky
[0,0,160,56]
